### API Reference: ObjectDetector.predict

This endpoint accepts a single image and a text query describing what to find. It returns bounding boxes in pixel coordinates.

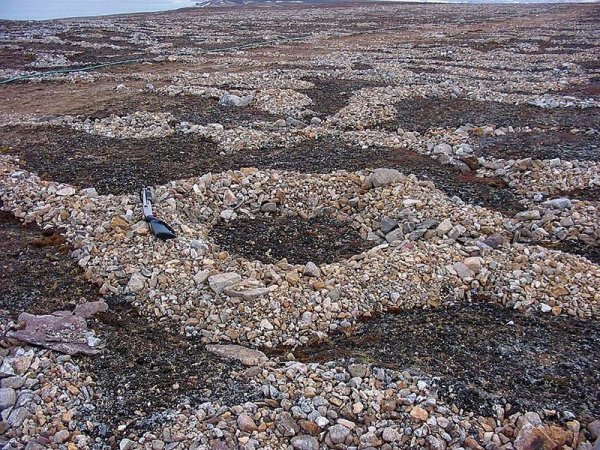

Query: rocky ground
[0,2,599,449]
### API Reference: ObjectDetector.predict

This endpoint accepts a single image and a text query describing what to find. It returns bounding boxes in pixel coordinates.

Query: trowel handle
[140,187,154,218]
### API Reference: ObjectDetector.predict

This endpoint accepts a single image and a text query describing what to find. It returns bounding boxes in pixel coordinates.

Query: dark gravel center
[290,302,600,418]
[211,213,372,265]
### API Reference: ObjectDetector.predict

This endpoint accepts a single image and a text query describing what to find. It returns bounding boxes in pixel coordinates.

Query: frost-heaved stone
[193,270,210,286]
[542,197,572,210]
[433,143,452,155]
[206,344,268,366]
[73,301,109,318]
[237,414,257,432]
[291,435,319,450]
[0,388,16,410]
[208,272,242,294]
[366,168,403,188]
[223,287,270,300]
[328,424,351,444]
[127,273,146,292]
[410,406,429,421]
[386,228,405,244]
[6,311,101,355]
[436,219,453,235]
[303,262,321,278]
[463,257,483,274]
[483,233,504,249]
[219,93,254,107]
[56,186,76,196]
[379,216,398,234]
[453,262,475,280]
[515,210,541,221]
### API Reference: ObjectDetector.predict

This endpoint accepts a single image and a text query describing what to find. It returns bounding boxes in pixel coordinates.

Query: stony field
[0,2,599,449]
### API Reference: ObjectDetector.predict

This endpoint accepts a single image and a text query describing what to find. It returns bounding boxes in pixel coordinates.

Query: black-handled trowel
[140,187,176,240]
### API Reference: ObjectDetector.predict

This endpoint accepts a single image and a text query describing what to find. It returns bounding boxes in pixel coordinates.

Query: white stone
[208,273,241,294]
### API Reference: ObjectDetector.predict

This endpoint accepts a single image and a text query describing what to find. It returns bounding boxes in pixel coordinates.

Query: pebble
[291,435,319,450]
[328,424,351,444]
[410,406,429,421]
[237,413,258,432]
[0,388,16,410]
[208,272,242,294]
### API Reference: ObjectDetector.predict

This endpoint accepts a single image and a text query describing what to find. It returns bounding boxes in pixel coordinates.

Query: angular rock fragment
[6,311,101,355]
[205,344,268,366]
[542,197,572,210]
[366,168,403,188]
[208,272,242,294]
[379,216,398,234]
[219,93,254,108]
[73,300,109,318]
[223,287,270,300]
[303,262,321,278]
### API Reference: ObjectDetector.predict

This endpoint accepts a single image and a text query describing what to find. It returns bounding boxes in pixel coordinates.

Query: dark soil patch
[2,128,522,214]
[385,98,600,132]
[211,213,372,265]
[351,62,374,71]
[0,40,148,72]
[70,92,277,126]
[560,79,600,99]
[579,60,600,72]
[1,124,219,195]
[0,46,37,70]
[536,240,600,265]
[256,138,523,215]
[0,210,97,315]
[556,186,600,202]
[0,209,256,441]
[302,78,386,117]
[290,303,600,418]
[475,131,599,161]
[82,297,256,441]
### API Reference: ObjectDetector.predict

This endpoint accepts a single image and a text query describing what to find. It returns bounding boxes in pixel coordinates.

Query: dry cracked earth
[0,2,599,450]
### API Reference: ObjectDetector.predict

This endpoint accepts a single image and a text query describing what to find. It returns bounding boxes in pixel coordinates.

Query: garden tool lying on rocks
[140,187,176,240]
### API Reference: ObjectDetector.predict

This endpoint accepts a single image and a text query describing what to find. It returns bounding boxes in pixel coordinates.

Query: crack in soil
[286,302,600,419]
[384,98,600,132]
[475,131,599,161]
[81,298,257,441]
[3,130,523,217]
[301,78,386,117]
[0,210,95,315]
